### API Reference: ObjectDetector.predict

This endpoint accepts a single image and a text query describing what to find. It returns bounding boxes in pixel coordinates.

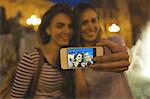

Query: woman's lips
[61,35,70,41]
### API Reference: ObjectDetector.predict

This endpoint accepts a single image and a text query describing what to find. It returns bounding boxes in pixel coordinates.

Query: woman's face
[75,53,83,62]
[47,13,73,46]
[84,52,91,61]
[79,9,100,43]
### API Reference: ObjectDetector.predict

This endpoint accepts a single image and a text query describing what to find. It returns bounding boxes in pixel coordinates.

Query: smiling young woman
[10,3,75,99]
[73,3,133,99]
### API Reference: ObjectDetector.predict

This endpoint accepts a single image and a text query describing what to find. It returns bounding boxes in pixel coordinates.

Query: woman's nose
[64,27,72,34]
[88,23,95,31]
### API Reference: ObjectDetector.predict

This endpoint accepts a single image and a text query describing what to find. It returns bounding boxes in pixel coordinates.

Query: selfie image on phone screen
[68,48,96,68]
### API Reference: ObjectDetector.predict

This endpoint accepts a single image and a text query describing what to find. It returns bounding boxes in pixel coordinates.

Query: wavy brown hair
[37,3,74,45]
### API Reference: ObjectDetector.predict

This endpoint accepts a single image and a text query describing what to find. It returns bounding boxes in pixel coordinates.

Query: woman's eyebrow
[92,17,98,20]
[56,23,64,25]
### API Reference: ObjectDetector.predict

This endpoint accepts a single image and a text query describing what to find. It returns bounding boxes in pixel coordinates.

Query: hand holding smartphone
[60,47,103,69]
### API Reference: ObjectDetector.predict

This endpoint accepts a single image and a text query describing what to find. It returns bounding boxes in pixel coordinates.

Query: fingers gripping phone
[60,47,103,69]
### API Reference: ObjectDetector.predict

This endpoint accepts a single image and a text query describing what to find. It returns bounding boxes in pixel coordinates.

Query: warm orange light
[108,24,120,33]
[26,15,41,26]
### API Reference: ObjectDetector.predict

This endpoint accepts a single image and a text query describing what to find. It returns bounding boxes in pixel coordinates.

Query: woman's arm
[75,69,90,99]
[10,51,36,98]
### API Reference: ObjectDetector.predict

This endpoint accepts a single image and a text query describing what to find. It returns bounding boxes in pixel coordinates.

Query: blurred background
[0,0,150,99]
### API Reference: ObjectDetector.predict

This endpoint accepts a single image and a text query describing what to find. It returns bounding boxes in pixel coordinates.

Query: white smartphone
[60,46,103,69]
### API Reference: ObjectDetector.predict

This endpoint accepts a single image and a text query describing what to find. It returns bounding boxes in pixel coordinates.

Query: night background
[0,0,150,99]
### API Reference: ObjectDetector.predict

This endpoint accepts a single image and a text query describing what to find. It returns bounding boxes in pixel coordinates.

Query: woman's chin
[58,41,69,47]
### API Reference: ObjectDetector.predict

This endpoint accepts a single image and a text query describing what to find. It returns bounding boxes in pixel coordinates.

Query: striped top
[10,48,65,99]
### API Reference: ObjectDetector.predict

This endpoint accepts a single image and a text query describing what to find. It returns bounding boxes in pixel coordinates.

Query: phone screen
[68,48,96,68]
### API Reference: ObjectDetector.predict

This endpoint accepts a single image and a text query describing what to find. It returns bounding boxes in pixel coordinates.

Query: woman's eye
[56,23,64,28]
[91,18,97,23]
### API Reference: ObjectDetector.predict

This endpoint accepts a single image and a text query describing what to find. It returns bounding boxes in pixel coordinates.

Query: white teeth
[87,31,96,34]
[87,32,95,35]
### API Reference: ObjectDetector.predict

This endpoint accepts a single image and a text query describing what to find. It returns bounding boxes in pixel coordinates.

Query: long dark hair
[74,52,83,63]
[71,3,101,46]
[37,4,75,98]
[37,3,74,45]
